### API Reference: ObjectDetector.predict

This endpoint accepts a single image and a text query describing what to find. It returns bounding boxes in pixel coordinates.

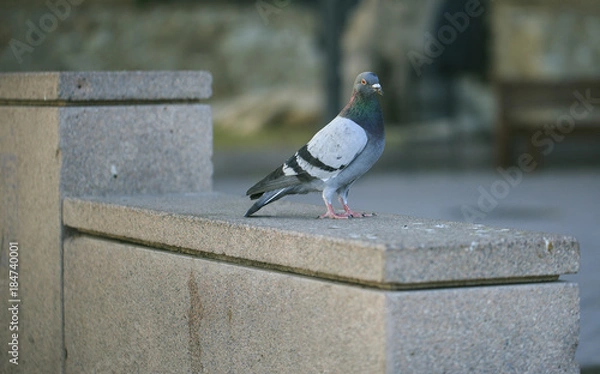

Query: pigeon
[244,71,385,219]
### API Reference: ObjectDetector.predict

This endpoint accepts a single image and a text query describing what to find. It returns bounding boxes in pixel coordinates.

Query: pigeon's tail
[244,188,291,217]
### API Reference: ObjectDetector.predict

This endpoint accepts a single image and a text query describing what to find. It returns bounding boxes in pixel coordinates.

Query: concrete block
[386,284,580,373]
[64,234,579,374]
[62,193,579,289]
[0,71,212,102]
[59,104,212,197]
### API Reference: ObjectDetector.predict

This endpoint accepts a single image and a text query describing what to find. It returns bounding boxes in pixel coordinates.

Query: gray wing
[246,116,368,197]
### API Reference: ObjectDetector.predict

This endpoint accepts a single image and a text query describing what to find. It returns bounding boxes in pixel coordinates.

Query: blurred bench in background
[496,79,600,167]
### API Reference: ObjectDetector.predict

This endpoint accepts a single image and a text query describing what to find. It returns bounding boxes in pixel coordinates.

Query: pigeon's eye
[360,79,367,85]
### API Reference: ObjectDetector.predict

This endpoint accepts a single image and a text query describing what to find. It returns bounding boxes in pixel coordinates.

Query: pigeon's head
[354,72,383,97]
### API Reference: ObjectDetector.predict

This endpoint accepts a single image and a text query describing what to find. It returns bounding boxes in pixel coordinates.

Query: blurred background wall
[3,0,600,170]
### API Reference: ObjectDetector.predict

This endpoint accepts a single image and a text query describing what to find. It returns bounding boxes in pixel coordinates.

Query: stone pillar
[0,71,212,373]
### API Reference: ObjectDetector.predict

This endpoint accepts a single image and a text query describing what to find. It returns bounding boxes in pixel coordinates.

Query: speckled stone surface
[62,193,579,289]
[64,234,579,374]
[59,104,212,197]
[0,71,212,102]
[385,281,579,374]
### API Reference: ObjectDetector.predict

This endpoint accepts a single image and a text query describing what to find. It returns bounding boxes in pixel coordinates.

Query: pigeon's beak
[372,83,383,96]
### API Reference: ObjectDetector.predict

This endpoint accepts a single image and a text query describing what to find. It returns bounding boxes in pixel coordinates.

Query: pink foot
[318,203,376,219]
[343,204,375,218]
[345,210,374,218]
[319,203,351,219]
[319,211,351,219]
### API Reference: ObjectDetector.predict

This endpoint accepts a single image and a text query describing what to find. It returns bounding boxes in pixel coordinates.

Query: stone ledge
[0,71,212,103]
[62,193,579,289]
